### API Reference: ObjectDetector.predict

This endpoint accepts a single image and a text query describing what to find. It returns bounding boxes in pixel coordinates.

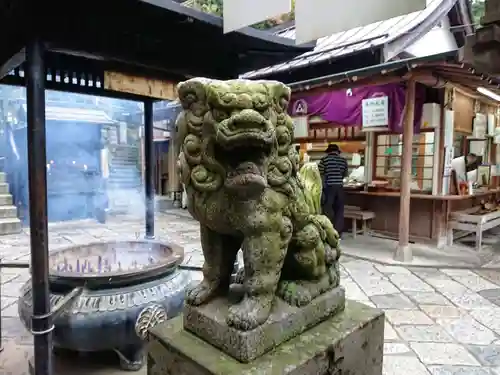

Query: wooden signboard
[453,91,474,135]
[104,71,177,100]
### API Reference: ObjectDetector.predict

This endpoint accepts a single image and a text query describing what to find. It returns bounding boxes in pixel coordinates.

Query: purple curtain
[289,83,425,133]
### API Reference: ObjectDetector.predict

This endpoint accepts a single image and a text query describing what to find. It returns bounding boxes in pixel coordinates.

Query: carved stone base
[184,286,345,363]
[148,300,384,375]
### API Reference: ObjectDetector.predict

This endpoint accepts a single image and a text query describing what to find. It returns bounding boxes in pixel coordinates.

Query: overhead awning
[0,0,316,81]
[242,0,461,79]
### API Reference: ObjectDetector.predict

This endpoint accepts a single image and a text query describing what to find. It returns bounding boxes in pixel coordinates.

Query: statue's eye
[212,109,229,122]
[253,94,268,110]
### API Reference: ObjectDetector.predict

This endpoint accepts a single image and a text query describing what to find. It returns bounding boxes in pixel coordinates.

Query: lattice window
[373,130,435,191]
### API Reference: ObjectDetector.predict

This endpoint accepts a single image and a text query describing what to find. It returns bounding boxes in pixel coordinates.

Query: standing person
[318,144,348,237]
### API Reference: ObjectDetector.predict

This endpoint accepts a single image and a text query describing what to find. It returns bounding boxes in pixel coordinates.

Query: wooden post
[394,78,416,261]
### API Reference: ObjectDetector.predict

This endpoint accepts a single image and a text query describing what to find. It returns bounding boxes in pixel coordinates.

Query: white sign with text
[362,96,388,129]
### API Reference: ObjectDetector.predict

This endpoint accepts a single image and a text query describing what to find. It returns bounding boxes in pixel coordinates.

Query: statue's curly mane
[176,78,300,197]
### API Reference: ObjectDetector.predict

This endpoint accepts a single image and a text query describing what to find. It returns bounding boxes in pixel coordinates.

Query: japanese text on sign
[362,96,388,128]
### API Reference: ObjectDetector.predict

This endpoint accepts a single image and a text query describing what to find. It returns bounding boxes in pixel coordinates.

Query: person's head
[466,153,479,166]
[326,144,340,154]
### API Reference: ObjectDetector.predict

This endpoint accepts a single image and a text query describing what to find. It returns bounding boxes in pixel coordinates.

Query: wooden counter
[347,189,500,200]
[345,188,500,246]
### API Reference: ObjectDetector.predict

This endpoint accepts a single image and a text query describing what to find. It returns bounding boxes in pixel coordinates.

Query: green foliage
[184,0,295,30]
[470,0,485,26]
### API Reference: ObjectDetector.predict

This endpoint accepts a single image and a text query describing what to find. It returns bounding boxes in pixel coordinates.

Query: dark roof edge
[383,0,459,61]
[289,50,458,91]
[139,0,315,49]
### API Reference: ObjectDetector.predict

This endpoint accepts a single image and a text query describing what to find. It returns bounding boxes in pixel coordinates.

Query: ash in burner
[50,242,175,275]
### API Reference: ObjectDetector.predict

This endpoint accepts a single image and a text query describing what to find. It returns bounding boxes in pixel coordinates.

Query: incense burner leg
[115,345,145,372]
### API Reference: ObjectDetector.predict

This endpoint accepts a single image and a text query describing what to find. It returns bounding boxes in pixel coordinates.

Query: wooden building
[242,0,500,259]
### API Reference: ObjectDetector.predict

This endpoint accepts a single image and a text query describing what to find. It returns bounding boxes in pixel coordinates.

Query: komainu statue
[176,78,340,331]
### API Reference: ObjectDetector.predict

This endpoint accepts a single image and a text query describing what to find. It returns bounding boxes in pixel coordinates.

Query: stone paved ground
[1,211,500,374]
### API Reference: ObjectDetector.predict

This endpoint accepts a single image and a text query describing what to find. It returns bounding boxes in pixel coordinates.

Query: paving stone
[476,270,500,286]
[467,345,500,366]
[440,290,497,310]
[427,365,493,375]
[0,340,32,374]
[1,271,20,284]
[441,269,499,292]
[425,278,470,293]
[421,305,467,319]
[383,342,412,355]
[370,293,417,310]
[410,343,480,366]
[388,273,434,292]
[382,355,431,375]
[408,268,446,279]
[405,291,452,305]
[385,310,434,326]
[2,295,16,309]
[2,300,19,318]
[394,325,454,343]
[353,277,399,296]
[342,261,385,279]
[1,317,29,338]
[478,288,500,307]
[342,280,370,301]
[2,280,27,298]
[2,213,500,375]
[384,321,400,341]
[374,265,412,275]
[436,316,497,345]
[338,265,349,278]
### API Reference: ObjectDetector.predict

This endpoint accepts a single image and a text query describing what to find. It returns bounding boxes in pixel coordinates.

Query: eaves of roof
[242,0,459,79]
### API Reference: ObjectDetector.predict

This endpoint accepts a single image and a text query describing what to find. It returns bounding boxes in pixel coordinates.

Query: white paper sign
[293,116,309,138]
[362,96,388,128]
[494,127,500,144]
[351,153,361,166]
[488,113,496,136]
[473,113,487,138]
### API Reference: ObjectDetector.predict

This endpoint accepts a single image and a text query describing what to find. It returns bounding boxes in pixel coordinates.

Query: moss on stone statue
[148,300,384,375]
[176,78,342,332]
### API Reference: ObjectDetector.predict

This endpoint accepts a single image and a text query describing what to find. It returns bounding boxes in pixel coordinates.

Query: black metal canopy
[0,0,314,83]
[0,2,315,375]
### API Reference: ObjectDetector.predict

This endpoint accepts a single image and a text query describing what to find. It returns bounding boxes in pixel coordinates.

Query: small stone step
[0,182,9,194]
[0,194,12,205]
[0,172,5,183]
[0,205,17,218]
[0,217,21,235]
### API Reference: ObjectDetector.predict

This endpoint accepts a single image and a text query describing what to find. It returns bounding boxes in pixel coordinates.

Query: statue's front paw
[226,295,273,331]
[232,268,245,284]
[277,281,312,307]
[185,280,219,306]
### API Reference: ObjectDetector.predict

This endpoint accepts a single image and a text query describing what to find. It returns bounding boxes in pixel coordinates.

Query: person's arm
[342,158,349,178]
[318,157,325,177]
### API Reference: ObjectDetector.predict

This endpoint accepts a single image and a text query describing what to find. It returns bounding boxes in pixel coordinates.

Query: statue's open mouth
[215,139,272,191]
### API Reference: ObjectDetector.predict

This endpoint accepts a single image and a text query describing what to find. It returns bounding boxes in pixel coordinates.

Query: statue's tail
[298,162,322,215]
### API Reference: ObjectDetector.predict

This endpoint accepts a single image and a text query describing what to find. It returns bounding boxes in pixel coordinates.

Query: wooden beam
[104,71,178,100]
[394,78,416,262]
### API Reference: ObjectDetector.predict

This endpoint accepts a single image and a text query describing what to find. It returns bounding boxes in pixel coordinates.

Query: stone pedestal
[147,300,384,375]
